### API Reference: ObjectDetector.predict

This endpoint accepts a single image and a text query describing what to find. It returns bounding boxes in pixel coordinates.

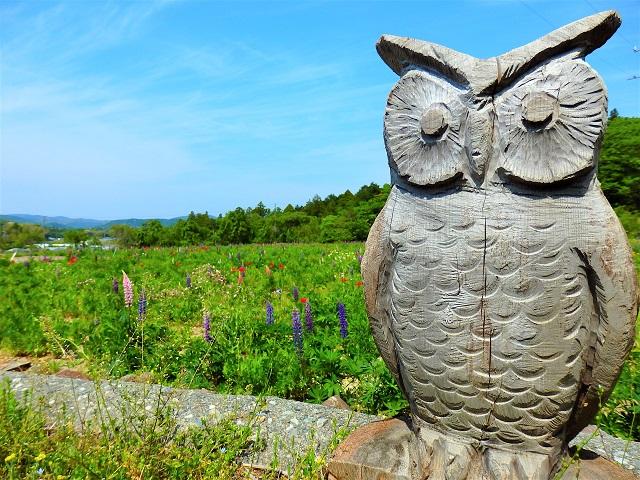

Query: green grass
[0,377,352,480]
[0,379,259,479]
[0,238,638,441]
[0,244,405,418]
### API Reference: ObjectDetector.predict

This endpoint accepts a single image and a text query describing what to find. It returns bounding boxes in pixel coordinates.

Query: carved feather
[368,184,636,455]
[361,199,409,400]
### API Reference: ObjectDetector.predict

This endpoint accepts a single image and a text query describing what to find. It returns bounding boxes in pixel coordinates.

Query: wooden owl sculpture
[362,11,638,480]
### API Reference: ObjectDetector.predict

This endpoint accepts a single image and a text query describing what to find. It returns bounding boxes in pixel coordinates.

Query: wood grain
[359,9,637,480]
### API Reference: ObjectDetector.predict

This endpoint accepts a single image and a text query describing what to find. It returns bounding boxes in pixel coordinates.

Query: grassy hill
[599,116,640,213]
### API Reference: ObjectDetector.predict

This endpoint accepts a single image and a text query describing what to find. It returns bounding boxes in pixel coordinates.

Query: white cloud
[0,2,388,218]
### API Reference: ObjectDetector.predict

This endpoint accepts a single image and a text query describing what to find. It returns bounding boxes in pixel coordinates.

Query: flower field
[1,242,638,439]
[0,243,406,417]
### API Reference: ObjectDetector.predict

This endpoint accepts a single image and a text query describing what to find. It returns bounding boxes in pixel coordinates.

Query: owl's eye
[384,70,468,187]
[420,105,450,139]
[494,59,606,185]
[521,92,558,131]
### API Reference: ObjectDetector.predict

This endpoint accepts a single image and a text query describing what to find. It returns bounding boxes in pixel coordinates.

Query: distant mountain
[101,217,184,228]
[0,214,105,229]
[0,214,185,229]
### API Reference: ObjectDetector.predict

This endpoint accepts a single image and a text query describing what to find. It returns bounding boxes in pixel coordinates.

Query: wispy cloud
[0,1,388,217]
[2,2,172,67]
[5,0,633,219]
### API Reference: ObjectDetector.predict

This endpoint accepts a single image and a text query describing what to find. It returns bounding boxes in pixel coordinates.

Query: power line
[518,0,635,79]
[518,0,556,30]
[581,0,640,80]
[583,0,638,51]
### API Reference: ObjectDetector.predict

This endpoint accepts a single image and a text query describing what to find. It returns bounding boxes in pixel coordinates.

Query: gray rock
[322,395,351,410]
[1,372,375,474]
[2,372,638,476]
[572,425,640,476]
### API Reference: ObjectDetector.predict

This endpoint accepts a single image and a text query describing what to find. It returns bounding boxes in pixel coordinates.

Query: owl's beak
[469,148,488,178]
[465,106,494,180]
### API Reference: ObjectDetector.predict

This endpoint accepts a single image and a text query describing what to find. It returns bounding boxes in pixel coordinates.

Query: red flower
[67,256,78,265]
[278,263,285,270]
[238,266,246,272]
[340,277,348,283]
[300,297,308,303]
[269,262,275,269]
[355,281,364,287]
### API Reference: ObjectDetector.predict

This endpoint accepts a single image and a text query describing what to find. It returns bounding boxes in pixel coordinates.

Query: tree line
[109,182,390,247]
[96,116,640,247]
[2,116,638,249]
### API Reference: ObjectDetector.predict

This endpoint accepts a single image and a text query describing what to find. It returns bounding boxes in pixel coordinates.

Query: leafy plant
[1,226,638,440]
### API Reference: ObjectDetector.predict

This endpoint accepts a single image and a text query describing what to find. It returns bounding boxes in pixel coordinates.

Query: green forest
[2,116,639,249]
[97,116,640,247]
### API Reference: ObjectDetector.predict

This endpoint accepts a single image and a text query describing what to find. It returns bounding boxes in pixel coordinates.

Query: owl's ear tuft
[377,36,465,82]
[376,35,493,90]
[496,10,620,88]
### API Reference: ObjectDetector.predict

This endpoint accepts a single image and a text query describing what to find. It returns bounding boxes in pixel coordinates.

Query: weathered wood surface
[0,358,32,372]
[356,10,638,480]
[327,418,639,480]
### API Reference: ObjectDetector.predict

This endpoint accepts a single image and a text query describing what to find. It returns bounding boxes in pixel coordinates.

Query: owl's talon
[416,427,474,480]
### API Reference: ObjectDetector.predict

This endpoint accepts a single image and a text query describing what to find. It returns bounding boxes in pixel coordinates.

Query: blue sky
[1,0,638,220]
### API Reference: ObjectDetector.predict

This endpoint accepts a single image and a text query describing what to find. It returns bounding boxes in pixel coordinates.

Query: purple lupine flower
[186,274,192,288]
[304,301,313,332]
[138,289,147,322]
[292,286,299,302]
[112,278,119,294]
[203,312,213,343]
[122,271,133,308]
[337,302,348,338]
[292,309,303,354]
[266,301,274,325]
[355,251,363,264]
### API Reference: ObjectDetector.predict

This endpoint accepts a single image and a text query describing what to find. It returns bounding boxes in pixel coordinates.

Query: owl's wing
[362,206,406,397]
[567,206,638,439]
